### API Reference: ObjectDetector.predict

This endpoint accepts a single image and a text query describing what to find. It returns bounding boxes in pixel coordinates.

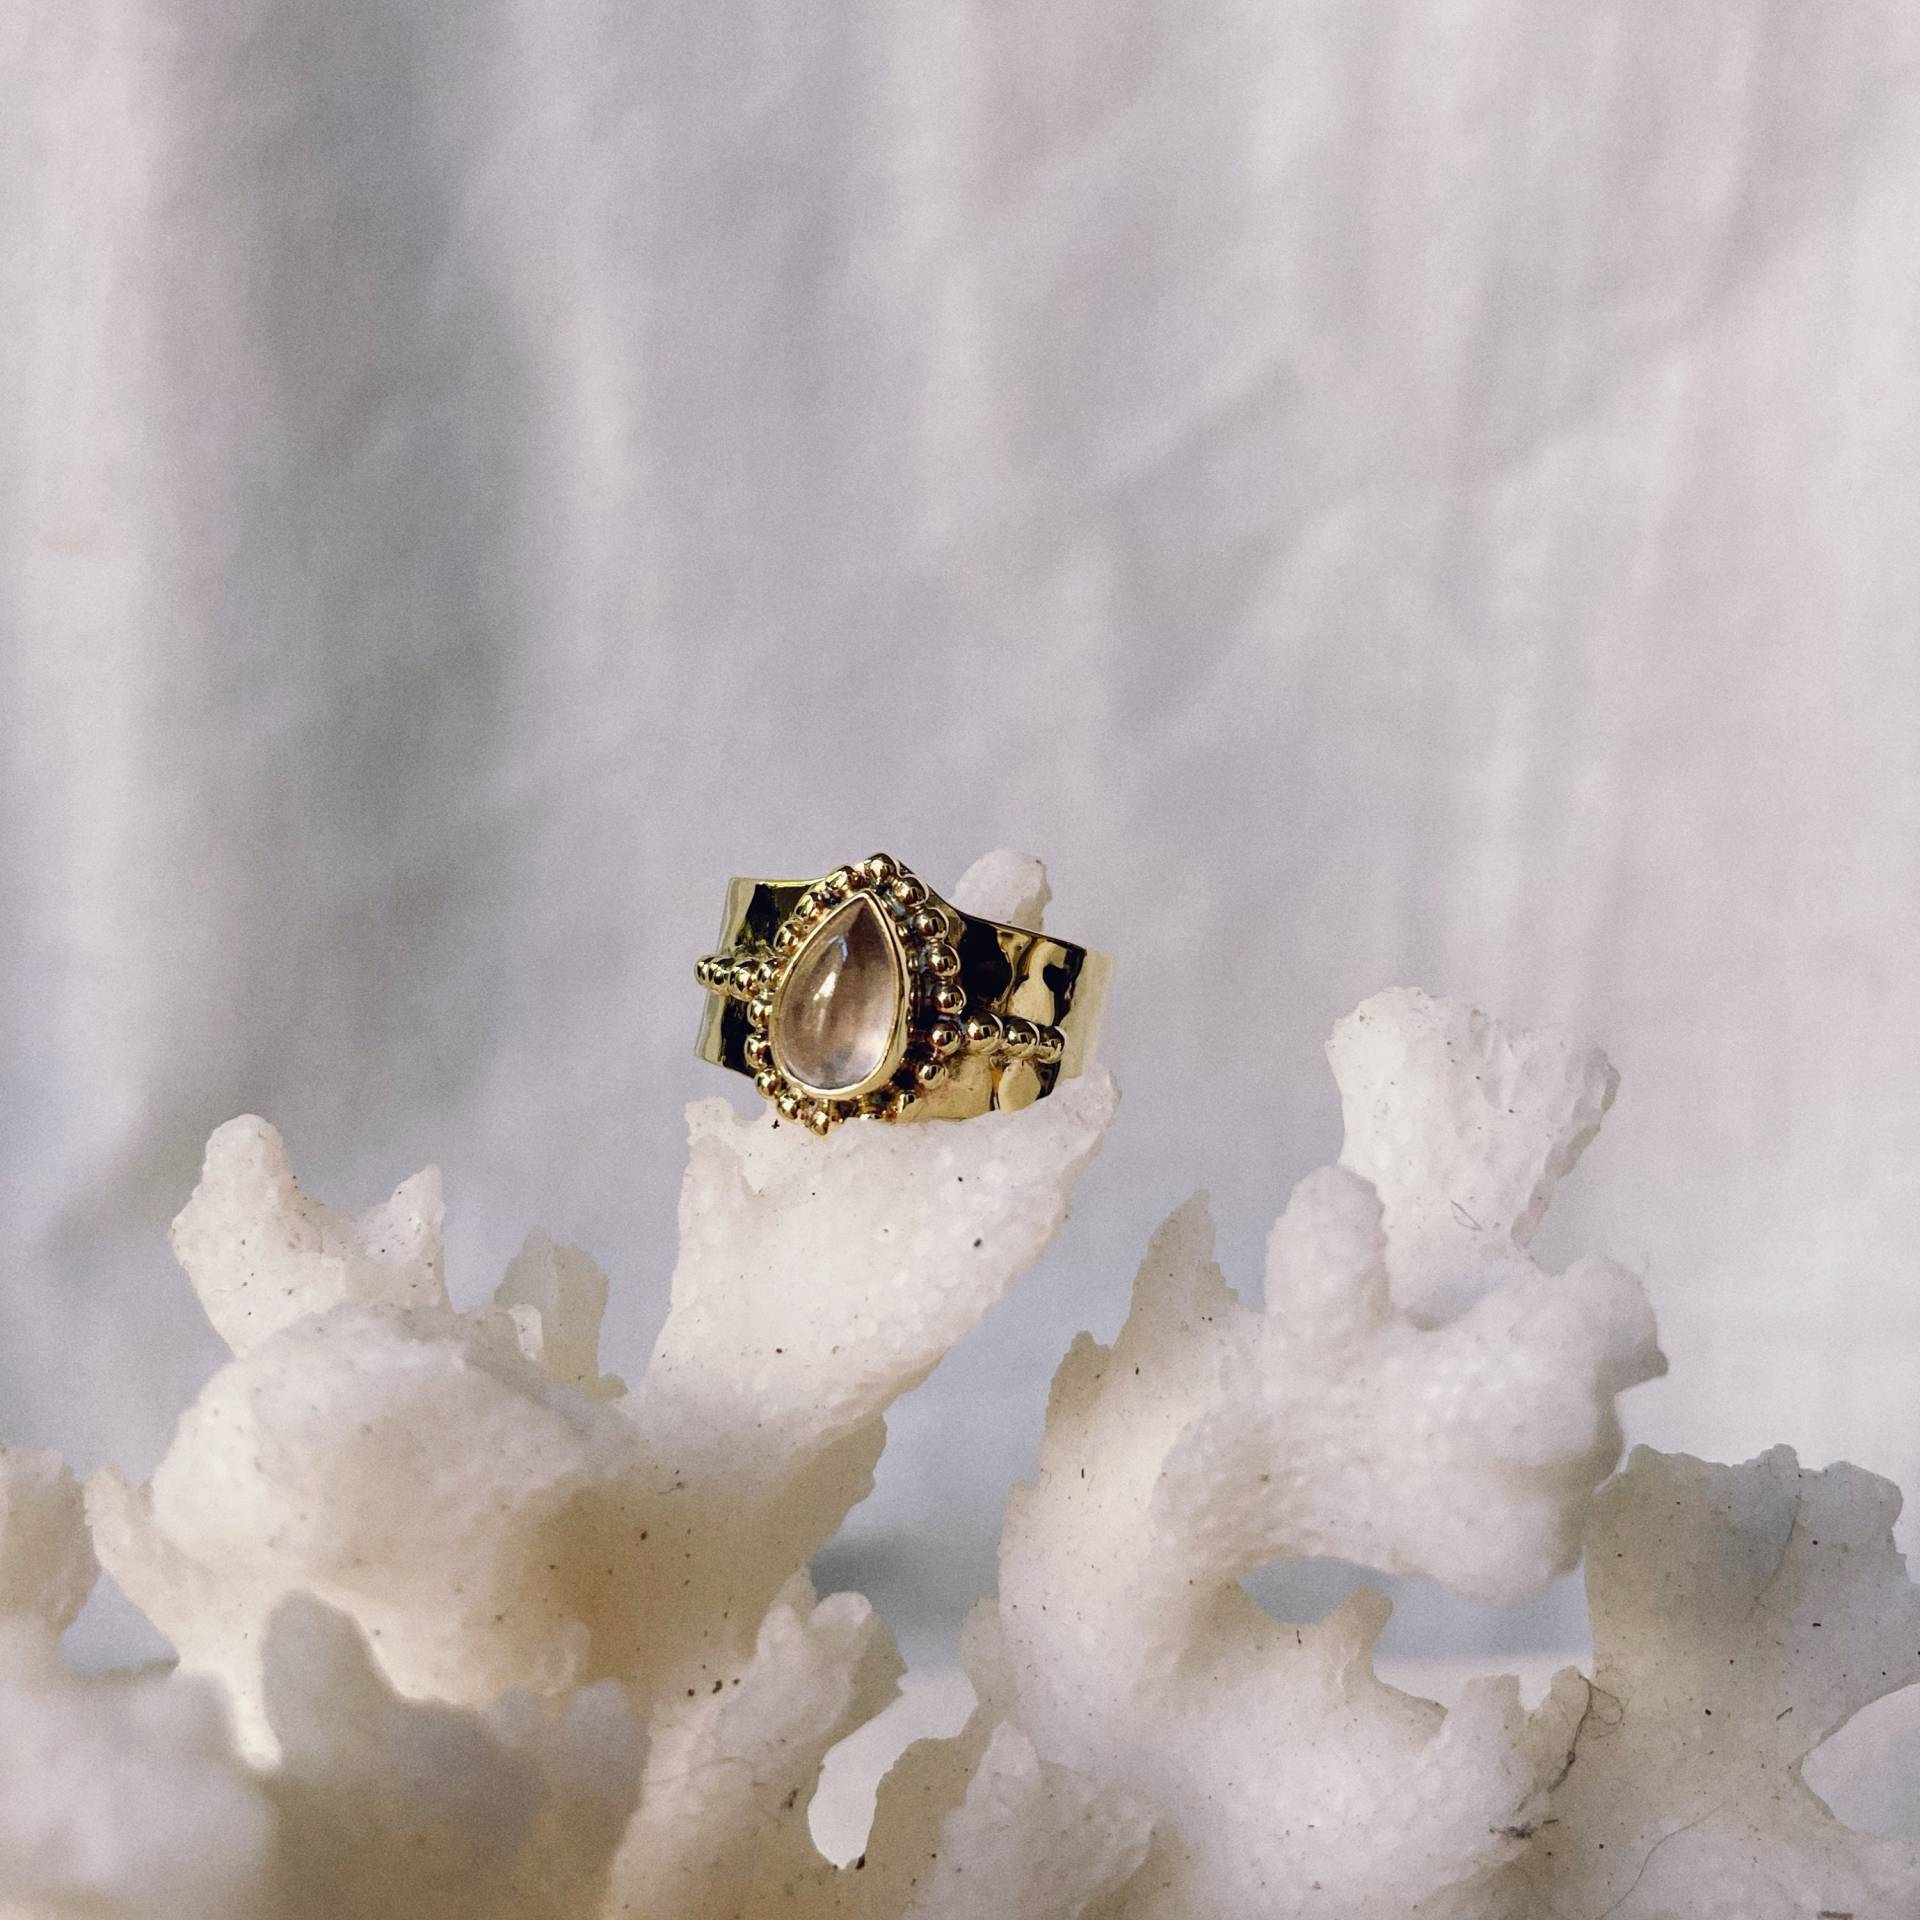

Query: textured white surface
[169,1116,450,1357]
[3,980,1915,1915]
[90,879,1114,1750]
[49,892,1139,1914]
[3,4,1920,1674]
[889,988,1661,1917]
[1526,1447,1920,1917]
[810,1655,1920,1884]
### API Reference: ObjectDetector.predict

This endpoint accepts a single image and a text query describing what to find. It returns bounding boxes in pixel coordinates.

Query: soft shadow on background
[3,3,1917,1670]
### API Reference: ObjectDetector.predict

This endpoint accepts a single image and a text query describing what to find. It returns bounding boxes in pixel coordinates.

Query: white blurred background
[3,0,1917,1750]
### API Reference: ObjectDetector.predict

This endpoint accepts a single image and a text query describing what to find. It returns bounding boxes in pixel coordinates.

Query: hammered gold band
[694,852,1107,1134]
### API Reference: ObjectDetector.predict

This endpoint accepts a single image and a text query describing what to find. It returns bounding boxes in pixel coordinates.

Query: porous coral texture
[855,986,1667,1919]
[0,880,1909,1920]
[89,1286,643,1748]
[1522,1446,1920,1919]
[78,853,1120,1917]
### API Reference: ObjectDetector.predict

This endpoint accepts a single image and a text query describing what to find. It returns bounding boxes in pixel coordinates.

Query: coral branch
[1524,1447,1920,1919]
[4,951,1907,1920]
[862,988,1664,1917]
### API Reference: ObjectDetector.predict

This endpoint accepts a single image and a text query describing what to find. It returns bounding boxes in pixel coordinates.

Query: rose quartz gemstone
[772,894,903,1093]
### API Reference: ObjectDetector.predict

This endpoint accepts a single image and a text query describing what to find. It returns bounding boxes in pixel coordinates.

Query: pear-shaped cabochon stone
[771,893,907,1094]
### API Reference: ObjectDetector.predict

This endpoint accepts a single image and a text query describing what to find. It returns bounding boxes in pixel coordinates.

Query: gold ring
[694,852,1109,1135]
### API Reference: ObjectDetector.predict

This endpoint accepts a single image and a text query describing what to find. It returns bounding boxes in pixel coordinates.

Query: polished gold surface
[694,852,1107,1133]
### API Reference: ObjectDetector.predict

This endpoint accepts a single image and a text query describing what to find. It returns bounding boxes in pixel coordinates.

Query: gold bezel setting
[694,852,1071,1136]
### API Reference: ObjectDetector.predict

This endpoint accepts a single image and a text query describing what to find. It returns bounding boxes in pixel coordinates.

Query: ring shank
[696,876,1108,1119]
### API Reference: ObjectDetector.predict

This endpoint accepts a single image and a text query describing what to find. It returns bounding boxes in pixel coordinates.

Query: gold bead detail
[927,1019,962,1055]
[964,1012,1003,1048]
[863,853,896,885]
[1002,1018,1036,1056]
[754,1068,781,1096]
[913,1059,945,1089]
[890,875,927,909]
[932,983,965,1016]
[925,945,960,979]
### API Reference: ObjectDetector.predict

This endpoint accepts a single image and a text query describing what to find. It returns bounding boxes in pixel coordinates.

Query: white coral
[894,1719,1152,1920]
[1328,987,1620,1321]
[866,987,1665,1919]
[1523,1446,1920,1919]
[262,1593,641,1920]
[616,1061,1114,1704]
[604,1573,898,1918]
[90,1294,642,1747]
[169,1113,449,1355]
[0,862,1907,1919]
[81,853,1120,1912]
